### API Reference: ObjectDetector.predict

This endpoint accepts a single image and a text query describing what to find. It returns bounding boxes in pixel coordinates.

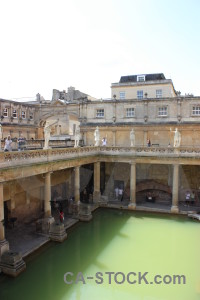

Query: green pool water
[0,209,200,300]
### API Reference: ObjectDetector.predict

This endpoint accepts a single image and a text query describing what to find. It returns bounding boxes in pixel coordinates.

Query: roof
[119,73,166,83]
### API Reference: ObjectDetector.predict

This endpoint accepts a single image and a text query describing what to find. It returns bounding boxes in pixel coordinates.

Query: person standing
[4,135,12,152]
[119,187,123,202]
[102,137,107,146]
[147,139,151,147]
[115,186,119,200]
[59,209,64,223]
[17,134,26,151]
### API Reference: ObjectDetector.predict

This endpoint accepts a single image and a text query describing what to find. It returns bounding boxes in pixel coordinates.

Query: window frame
[21,110,26,119]
[156,89,162,98]
[158,106,168,117]
[119,91,126,100]
[192,106,200,116]
[96,109,104,118]
[12,109,17,118]
[137,75,145,82]
[126,107,135,118]
[137,90,143,99]
[3,108,8,117]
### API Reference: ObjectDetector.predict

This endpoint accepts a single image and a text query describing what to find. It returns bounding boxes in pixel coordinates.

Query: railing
[0,146,200,170]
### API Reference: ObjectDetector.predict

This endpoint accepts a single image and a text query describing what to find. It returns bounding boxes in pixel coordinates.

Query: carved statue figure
[94,126,100,146]
[171,128,181,147]
[130,129,135,147]
[43,121,51,149]
[74,126,81,147]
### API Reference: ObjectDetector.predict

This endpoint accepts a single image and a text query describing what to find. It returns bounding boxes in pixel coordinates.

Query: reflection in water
[0,209,200,300]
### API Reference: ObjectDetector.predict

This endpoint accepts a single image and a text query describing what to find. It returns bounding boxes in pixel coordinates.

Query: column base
[0,239,9,257]
[36,217,55,234]
[0,251,26,277]
[79,205,93,222]
[93,191,100,203]
[128,203,136,210]
[49,223,67,242]
[171,205,179,213]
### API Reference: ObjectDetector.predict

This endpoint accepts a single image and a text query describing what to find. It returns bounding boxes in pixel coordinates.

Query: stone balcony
[0,146,200,170]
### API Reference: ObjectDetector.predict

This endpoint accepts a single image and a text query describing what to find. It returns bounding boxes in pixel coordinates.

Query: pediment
[51,100,64,106]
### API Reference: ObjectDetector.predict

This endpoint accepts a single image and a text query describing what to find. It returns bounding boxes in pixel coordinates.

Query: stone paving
[4,201,199,261]
[5,216,79,259]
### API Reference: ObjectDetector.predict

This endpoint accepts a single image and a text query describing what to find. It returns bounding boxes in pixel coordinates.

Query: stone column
[68,169,73,198]
[93,162,100,202]
[128,162,136,209]
[0,183,9,256]
[171,164,179,213]
[74,167,80,203]
[44,172,51,217]
[10,183,16,212]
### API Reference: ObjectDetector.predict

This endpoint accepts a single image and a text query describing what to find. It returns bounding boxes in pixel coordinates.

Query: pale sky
[0,0,199,101]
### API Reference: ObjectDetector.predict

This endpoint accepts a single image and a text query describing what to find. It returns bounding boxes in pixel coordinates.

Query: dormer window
[137,75,145,82]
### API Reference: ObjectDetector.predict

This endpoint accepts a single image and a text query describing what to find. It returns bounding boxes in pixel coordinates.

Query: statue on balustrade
[171,128,181,147]
[94,126,100,146]
[43,121,51,149]
[130,129,135,147]
[74,126,81,148]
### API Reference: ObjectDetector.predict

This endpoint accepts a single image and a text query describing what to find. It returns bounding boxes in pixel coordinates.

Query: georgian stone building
[1,73,200,147]
[1,73,200,265]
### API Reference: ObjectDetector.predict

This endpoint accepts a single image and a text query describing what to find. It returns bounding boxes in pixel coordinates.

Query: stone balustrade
[0,146,200,169]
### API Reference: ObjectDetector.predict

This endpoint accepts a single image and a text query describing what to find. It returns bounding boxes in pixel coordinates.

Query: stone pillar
[74,167,80,203]
[44,172,51,217]
[128,162,136,209]
[68,169,73,198]
[93,162,100,202]
[0,183,9,256]
[10,183,16,211]
[73,167,80,216]
[171,164,179,213]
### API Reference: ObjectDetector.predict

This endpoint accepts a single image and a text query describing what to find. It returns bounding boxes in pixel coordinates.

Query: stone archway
[136,180,172,204]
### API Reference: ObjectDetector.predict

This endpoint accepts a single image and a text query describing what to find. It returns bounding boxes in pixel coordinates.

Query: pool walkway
[4,201,199,262]
[5,216,79,259]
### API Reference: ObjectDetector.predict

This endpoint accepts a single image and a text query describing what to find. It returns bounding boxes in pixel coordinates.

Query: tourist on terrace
[4,135,12,152]
[147,139,151,147]
[102,137,107,146]
[17,134,26,151]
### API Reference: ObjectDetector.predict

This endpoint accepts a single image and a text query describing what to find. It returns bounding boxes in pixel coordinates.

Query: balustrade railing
[0,146,200,169]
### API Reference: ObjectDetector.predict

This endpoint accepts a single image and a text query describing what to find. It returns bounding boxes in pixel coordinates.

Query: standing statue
[74,126,81,147]
[171,128,181,147]
[43,121,51,149]
[130,129,135,147]
[94,126,100,146]
[0,124,2,151]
